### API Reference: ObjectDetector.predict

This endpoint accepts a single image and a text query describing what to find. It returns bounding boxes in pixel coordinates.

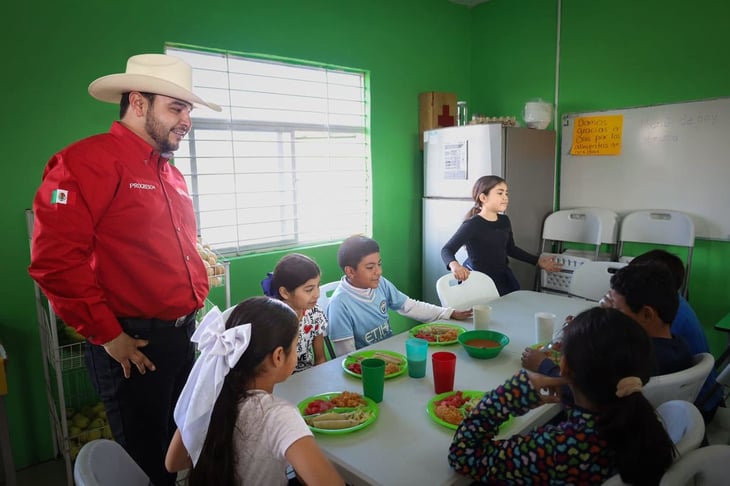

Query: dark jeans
[85,316,196,486]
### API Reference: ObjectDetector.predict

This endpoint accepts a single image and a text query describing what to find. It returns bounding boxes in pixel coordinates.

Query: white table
[274,291,593,486]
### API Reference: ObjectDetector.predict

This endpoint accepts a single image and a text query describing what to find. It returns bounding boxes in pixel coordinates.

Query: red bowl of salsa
[457,330,510,359]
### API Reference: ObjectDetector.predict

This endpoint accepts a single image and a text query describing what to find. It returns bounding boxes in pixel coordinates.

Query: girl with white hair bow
[165,296,343,486]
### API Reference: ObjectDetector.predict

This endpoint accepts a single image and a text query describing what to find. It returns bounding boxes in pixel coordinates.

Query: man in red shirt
[29,53,221,485]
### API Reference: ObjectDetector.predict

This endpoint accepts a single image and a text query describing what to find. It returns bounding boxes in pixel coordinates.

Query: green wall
[4,0,730,470]
[1,0,470,467]
[470,0,730,355]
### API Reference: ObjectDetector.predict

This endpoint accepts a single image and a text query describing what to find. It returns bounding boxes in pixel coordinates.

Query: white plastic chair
[568,261,627,301]
[601,400,705,486]
[540,209,604,258]
[317,281,339,359]
[563,207,620,260]
[317,281,339,311]
[617,210,695,297]
[656,400,706,456]
[643,353,715,408]
[74,439,152,486]
[435,271,500,308]
[659,444,730,486]
[538,209,604,295]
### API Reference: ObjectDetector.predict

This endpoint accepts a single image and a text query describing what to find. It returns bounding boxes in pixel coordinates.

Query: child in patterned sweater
[448,307,675,485]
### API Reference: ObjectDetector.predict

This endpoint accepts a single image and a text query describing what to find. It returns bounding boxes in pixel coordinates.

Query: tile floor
[10,408,730,486]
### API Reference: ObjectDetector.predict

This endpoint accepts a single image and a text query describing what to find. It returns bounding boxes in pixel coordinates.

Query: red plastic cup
[432,351,456,394]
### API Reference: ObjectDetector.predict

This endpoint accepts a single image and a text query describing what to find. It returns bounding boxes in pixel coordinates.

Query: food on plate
[464,338,501,349]
[303,409,372,430]
[432,391,481,426]
[330,391,367,408]
[345,352,404,375]
[413,325,459,343]
[435,404,464,425]
[303,399,336,416]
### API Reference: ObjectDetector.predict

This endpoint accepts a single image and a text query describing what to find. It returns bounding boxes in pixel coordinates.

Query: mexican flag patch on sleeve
[50,188,75,205]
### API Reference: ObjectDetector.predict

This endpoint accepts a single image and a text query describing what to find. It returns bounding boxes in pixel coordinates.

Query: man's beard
[144,109,180,154]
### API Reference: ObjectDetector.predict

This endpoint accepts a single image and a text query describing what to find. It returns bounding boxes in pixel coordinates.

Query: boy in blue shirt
[326,235,472,356]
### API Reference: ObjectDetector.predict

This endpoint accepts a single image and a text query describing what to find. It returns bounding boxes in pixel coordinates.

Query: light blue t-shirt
[326,276,408,349]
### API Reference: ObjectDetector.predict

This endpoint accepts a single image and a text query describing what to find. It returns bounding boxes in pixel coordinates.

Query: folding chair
[538,209,603,295]
[617,210,695,297]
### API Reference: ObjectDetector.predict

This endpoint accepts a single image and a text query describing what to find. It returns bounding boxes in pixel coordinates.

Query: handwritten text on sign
[571,115,624,155]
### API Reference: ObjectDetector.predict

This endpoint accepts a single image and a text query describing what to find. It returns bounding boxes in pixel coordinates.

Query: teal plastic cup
[361,358,386,403]
[405,338,429,378]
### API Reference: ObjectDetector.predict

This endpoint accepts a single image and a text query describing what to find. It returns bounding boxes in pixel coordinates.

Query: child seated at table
[630,249,722,422]
[522,262,693,378]
[449,307,675,485]
[326,235,472,356]
[261,253,329,372]
[166,297,344,486]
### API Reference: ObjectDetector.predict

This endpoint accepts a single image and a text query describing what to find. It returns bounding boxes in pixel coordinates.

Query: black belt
[118,311,197,330]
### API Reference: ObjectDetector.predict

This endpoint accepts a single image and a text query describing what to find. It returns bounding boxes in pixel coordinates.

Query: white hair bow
[173,306,251,465]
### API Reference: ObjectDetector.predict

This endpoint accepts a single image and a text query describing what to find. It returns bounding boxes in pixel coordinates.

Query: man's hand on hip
[103,332,156,378]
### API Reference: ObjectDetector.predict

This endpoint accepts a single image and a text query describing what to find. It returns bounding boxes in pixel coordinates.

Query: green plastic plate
[409,322,466,345]
[298,392,379,435]
[426,389,513,432]
[342,350,408,380]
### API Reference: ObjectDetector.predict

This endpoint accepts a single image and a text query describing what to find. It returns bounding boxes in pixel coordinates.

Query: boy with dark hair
[327,235,472,356]
[608,262,693,375]
[630,250,722,421]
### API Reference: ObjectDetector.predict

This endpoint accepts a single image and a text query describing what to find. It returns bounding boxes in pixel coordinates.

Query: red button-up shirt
[29,122,209,345]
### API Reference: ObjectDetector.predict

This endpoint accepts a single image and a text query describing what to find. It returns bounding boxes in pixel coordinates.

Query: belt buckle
[174,314,188,327]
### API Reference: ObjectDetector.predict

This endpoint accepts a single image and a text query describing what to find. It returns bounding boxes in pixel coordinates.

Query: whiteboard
[559,97,730,240]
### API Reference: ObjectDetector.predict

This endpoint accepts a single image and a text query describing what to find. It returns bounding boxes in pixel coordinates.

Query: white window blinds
[166,45,372,254]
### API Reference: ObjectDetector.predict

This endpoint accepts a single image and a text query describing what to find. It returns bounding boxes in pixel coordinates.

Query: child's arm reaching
[165,428,192,473]
[397,298,473,322]
[286,436,345,485]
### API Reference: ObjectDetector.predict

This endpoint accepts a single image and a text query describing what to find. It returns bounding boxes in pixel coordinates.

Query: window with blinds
[166,45,372,254]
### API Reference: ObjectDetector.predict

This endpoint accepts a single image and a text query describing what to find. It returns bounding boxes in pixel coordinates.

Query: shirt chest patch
[379,299,387,314]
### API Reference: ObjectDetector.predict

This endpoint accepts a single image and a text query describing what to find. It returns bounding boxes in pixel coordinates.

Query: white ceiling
[449,0,490,7]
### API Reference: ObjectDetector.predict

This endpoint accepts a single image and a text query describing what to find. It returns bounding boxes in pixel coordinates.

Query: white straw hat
[88,54,221,112]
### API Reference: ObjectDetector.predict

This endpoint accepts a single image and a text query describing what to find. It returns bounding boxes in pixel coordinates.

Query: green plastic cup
[361,358,386,403]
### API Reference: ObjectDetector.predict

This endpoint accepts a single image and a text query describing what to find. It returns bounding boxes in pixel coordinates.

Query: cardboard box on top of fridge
[419,92,457,149]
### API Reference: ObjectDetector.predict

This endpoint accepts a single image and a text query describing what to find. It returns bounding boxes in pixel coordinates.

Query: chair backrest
[656,400,705,457]
[602,400,705,486]
[74,439,151,486]
[567,207,620,245]
[317,281,340,311]
[541,209,603,257]
[619,210,695,248]
[643,353,715,408]
[435,271,500,309]
[618,210,695,296]
[568,261,627,301]
[317,281,340,359]
[659,444,730,486]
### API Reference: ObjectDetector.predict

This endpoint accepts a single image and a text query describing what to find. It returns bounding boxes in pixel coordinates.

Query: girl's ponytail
[563,308,675,486]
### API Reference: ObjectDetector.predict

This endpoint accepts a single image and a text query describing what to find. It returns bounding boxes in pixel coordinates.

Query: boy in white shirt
[326,235,472,356]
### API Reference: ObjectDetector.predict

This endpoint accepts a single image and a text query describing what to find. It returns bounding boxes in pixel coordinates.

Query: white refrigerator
[422,124,556,304]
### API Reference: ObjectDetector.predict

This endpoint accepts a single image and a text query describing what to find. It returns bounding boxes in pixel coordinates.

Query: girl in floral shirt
[262,253,328,372]
[448,307,675,485]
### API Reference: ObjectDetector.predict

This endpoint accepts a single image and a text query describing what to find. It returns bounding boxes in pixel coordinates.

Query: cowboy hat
[88,54,222,112]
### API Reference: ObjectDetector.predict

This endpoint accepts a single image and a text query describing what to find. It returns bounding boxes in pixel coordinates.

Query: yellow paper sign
[570,115,623,155]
